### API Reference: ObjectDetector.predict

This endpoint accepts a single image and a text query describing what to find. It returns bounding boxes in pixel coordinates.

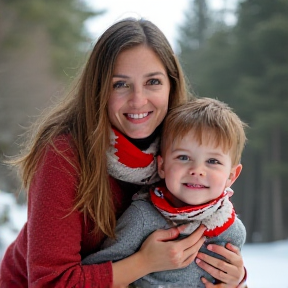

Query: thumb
[154,227,180,242]
[201,277,212,288]
[201,277,224,288]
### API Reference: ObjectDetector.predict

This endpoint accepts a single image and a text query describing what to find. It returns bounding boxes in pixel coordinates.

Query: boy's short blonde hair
[160,98,247,166]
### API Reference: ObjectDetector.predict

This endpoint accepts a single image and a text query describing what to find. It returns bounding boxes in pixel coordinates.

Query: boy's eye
[113,81,130,89]
[178,155,189,161]
[146,79,161,86]
[207,158,221,165]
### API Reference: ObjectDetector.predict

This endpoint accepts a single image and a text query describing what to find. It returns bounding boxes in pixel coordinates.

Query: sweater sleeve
[82,200,165,266]
[27,136,112,287]
[82,203,146,265]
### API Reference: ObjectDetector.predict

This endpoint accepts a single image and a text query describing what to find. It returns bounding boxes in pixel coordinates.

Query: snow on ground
[1,190,288,287]
[242,240,288,288]
[0,190,27,259]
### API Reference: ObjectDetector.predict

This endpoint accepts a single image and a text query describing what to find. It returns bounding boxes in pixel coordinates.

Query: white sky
[84,0,237,52]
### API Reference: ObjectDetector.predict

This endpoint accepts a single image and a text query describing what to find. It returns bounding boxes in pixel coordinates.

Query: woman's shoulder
[51,133,76,152]
[45,133,78,159]
[39,133,79,175]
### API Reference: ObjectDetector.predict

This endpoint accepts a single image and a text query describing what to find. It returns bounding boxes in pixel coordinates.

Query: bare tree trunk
[0,27,62,195]
[259,145,270,242]
[241,151,257,243]
[271,127,283,240]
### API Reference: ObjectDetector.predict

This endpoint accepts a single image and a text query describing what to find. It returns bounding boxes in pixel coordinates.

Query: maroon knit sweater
[0,135,135,288]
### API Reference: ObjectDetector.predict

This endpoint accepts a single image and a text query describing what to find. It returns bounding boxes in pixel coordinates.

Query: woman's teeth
[127,112,149,119]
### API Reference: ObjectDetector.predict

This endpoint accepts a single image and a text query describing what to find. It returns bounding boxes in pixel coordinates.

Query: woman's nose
[128,86,148,108]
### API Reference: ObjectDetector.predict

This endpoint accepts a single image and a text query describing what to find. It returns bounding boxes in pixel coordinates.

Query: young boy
[83,98,247,287]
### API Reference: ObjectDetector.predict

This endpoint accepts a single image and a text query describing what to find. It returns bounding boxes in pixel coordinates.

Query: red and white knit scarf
[107,128,160,185]
[150,185,235,237]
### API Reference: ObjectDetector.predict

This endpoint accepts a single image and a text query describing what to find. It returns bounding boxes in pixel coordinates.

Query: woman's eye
[178,155,189,161]
[146,79,161,86]
[113,81,130,89]
[207,159,221,165]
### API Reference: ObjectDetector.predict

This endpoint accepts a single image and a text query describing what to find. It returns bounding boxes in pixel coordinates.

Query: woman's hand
[112,224,206,286]
[196,243,246,287]
[139,224,207,273]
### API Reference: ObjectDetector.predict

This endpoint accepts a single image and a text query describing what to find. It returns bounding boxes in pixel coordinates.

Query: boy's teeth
[187,184,204,188]
[128,113,148,119]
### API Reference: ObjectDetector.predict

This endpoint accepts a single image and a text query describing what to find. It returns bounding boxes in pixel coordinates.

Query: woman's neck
[124,125,161,151]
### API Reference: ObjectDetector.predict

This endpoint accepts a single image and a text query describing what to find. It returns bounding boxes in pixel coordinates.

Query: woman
[0,18,246,287]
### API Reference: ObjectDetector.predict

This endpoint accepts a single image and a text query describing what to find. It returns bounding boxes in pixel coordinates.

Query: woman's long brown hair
[11,18,193,238]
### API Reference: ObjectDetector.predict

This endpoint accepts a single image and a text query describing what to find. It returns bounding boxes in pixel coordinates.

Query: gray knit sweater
[82,199,246,287]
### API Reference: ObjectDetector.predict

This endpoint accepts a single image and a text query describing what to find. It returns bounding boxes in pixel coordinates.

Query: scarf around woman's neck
[107,128,160,185]
[150,185,235,238]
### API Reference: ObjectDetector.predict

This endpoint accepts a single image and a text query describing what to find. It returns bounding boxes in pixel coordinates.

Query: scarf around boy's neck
[150,185,236,238]
[107,128,160,185]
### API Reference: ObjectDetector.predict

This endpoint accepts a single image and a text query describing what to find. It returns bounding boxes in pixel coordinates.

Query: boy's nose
[190,171,206,176]
[189,165,206,176]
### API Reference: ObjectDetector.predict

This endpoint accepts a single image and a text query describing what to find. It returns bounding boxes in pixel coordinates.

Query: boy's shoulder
[129,186,169,229]
[206,216,246,248]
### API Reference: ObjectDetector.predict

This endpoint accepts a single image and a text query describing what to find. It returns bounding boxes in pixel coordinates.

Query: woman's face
[108,45,170,139]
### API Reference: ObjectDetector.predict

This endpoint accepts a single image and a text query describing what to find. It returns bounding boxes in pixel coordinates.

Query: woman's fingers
[178,224,207,242]
[212,243,243,265]
[196,243,245,286]
[172,224,207,266]
[152,226,180,242]
[182,235,206,264]
[139,225,207,272]
[175,225,207,262]
[196,256,237,285]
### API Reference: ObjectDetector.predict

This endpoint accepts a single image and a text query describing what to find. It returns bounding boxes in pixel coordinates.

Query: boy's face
[158,132,242,207]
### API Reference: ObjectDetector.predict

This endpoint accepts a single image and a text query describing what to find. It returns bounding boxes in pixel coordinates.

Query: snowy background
[0,190,287,287]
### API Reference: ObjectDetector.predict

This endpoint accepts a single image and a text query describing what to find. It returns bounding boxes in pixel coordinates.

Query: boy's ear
[157,155,165,179]
[226,164,242,187]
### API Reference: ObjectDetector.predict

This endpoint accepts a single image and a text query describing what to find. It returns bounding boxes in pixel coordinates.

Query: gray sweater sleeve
[82,200,165,265]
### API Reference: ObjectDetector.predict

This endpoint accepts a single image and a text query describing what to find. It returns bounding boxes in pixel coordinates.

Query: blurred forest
[0,0,287,243]
[0,0,102,193]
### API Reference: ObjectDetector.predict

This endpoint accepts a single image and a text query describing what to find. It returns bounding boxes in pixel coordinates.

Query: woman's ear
[226,164,242,187]
[157,155,165,179]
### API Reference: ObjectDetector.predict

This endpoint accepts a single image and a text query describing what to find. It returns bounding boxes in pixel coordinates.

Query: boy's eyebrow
[208,152,227,158]
[170,147,190,153]
[171,148,227,157]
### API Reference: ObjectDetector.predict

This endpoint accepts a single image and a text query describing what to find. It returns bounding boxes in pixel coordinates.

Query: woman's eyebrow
[112,74,129,78]
[145,71,166,77]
